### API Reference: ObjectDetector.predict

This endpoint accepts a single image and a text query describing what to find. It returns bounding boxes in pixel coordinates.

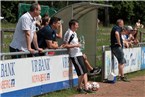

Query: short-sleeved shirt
[63,29,82,57]
[10,12,36,51]
[121,34,129,41]
[110,25,123,48]
[37,25,56,49]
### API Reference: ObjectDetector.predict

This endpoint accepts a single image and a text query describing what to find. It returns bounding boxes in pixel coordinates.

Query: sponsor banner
[0,55,78,96]
[1,78,78,97]
[141,47,145,69]
[104,47,141,79]
[104,51,112,79]
[0,59,30,93]
[127,48,141,72]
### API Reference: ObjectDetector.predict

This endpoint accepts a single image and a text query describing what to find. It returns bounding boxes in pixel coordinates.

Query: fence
[0,27,145,96]
[102,43,145,81]
[1,28,145,62]
[0,49,78,97]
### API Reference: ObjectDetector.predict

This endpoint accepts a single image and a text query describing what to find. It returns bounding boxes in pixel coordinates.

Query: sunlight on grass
[1,22,16,28]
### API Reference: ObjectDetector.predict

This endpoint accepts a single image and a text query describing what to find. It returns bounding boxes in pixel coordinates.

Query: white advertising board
[104,47,141,79]
[0,55,78,97]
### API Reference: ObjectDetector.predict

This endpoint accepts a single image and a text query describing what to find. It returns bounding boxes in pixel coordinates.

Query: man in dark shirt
[37,17,62,49]
[110,19,129,82]
[111,25,123,48]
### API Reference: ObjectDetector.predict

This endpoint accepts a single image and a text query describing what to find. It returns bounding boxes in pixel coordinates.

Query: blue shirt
[37,25,56,49]
[110,25,123,48]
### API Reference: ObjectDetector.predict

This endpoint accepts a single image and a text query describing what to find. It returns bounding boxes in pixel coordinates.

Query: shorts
[70,56,88,76]
[111,46,126,64]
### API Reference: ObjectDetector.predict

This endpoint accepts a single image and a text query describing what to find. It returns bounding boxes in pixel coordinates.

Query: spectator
[135,19,144,29]
[9,3,43,59]
[121,26,133,48]
[41,15,50,28]
[62,19,94,93]
[129,27,139,45]
[40,16,101,74]
[37,17,62,55]
[110,19,129,82]
[42,13,49,18]
[122,26,139,48]
[96,18,100,28]
[83,54,101,75]
[35,15,42,31]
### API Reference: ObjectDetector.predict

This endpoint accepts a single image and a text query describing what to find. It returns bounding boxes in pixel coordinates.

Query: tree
[1,1,145,25]
[109,1,134,24]
[133,1,145,25]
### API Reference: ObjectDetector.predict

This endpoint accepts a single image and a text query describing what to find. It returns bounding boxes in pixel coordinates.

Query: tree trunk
[104,1,110,27]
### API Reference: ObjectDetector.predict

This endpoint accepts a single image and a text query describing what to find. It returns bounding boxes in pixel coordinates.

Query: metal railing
[102,42,145,52]
[0,48,68,60]
[139,31,145,42]
[101,42,145,81]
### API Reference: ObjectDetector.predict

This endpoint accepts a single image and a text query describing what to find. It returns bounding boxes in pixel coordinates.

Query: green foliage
[1,1,71,23]
[2,1,145,24]
[1,1,19,23]
[133,1,145,24]
[97,1,145,25]
[109,1,134,23]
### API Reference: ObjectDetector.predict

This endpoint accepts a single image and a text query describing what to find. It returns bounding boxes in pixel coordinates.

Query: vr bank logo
[1,62,15,77]
[0,62,16,89]
[31,58,50,72]
[31,58,51,83]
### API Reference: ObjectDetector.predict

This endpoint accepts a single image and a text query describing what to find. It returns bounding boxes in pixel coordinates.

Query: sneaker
[77,88,87,94]
[89,67,101,75]
[84,89,93,93]
[121,76,130,82]
[117,76,121,81]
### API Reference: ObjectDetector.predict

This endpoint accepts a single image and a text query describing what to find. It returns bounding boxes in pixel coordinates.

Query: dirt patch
[70,75,145,97]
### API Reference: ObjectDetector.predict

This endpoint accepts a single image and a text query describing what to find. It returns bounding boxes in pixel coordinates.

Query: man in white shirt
[10,3,43,58]
[63,19,93,93]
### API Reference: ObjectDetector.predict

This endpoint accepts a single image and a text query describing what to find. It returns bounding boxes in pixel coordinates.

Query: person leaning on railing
[9,3,43,59]
[36,17,62,55]
[121,26,133,48]
[110,19,130,82]
[121,26,139,48]
[128,27,139,45]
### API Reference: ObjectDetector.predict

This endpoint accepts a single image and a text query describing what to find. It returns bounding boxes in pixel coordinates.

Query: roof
[54,2,112,20]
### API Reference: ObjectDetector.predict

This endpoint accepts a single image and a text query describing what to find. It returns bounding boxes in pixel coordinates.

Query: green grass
[127,69,145,78]
[1,22,16,28]
[96,26,112,66]
[35,88,77,97]
[2,32,13,52]
[1,22,15,52]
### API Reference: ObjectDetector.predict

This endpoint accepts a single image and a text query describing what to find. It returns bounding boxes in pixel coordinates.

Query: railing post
[102,45,105,82]
[139,31,142,42]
